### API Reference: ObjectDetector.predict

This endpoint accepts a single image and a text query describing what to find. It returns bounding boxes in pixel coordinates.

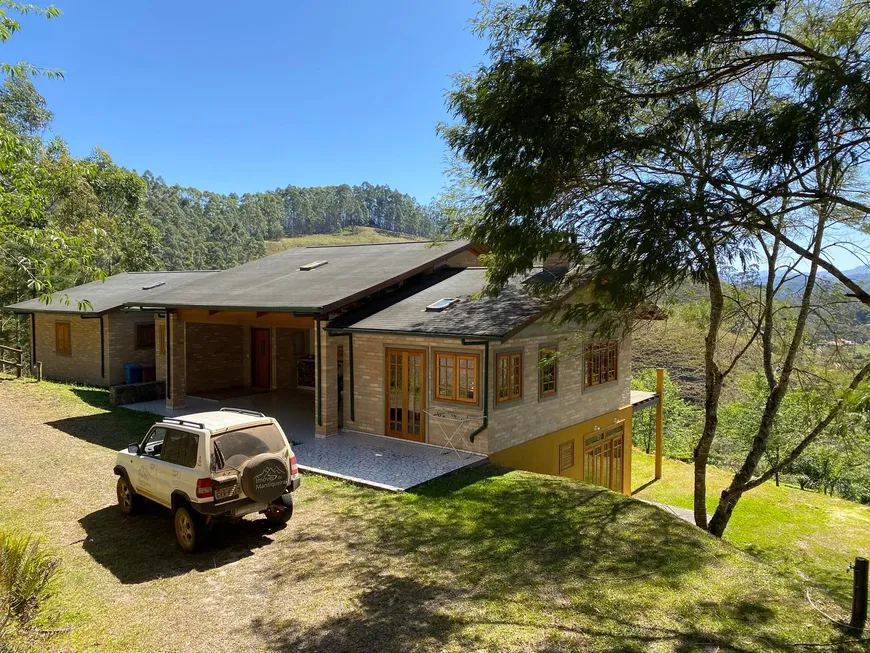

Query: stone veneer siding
[339,332,489,454]
[487,324,631,454]
[32,311,107,386]
[185,323,245,393]
[341,320,630,456]
[105,311,157,385]
[155,315,167,382]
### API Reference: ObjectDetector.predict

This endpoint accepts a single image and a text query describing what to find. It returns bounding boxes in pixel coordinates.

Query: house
[7,271,215,387]
[7,241,654,494]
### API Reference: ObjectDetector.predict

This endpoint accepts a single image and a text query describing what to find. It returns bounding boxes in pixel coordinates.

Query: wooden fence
[0,344,41,380]
[0,344,23,377]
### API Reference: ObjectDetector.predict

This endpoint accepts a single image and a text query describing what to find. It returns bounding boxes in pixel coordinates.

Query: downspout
[316,315,322,427]
[166,312,171,398]
[30,313,35,371]
[348,332,355,422]
[469,341,489,442]
[100,315,105,379]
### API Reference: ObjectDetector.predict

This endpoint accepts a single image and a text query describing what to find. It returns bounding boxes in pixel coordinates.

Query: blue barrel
[124,363,143,384]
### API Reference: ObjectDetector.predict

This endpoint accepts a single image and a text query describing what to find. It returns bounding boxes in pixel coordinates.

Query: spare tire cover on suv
[239,453,290,503]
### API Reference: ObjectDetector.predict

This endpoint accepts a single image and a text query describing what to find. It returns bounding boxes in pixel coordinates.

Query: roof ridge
[125,270,220,274]
[304,240,447,249]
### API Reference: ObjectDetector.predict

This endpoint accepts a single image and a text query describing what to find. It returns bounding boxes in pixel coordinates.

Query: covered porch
[122,387,486,491]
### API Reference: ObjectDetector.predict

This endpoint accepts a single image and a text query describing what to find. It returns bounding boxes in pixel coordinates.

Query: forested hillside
[142,173,443,271]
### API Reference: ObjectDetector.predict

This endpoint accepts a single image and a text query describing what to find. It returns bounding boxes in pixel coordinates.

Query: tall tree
[442,0,870,535]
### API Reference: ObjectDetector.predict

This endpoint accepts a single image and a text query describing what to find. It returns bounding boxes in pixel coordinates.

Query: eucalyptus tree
[442,0,870,535]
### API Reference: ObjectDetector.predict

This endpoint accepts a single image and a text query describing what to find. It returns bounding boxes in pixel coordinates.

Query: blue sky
[7,1,486,203]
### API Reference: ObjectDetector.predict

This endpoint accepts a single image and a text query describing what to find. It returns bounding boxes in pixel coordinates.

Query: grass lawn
[0,377,867,651]
[264,226,424,256]
[631,450,870,612]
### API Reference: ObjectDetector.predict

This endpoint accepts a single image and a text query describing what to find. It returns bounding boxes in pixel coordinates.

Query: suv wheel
[174,505,207,553]
[264,493,293,524]
[116,476,142,516]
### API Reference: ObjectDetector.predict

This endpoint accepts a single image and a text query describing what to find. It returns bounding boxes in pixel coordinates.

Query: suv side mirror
[127,443,140,455]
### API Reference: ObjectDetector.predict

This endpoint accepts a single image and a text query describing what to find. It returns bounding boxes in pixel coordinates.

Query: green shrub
[631,368,702,460]
[0,529,60,653]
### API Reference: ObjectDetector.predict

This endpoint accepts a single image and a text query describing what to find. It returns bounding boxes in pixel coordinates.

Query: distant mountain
[820,264,870,283]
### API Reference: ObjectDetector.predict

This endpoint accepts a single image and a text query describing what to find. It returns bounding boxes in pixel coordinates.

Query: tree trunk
[708,208,827,538]
[693,260,724,529]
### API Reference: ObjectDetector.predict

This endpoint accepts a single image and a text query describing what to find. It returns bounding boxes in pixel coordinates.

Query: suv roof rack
[219,407,266,418]
[161,418,206,430]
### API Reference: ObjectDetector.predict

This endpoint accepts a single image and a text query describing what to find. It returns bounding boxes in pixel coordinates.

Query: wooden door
[385,348,426,441]
[252,328,271,388]
[583,425,624,492]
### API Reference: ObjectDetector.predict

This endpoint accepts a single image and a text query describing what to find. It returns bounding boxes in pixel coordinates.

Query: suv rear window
[212,423,286,470]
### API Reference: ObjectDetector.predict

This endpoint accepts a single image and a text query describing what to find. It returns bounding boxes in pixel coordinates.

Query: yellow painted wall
[489,405,634,495]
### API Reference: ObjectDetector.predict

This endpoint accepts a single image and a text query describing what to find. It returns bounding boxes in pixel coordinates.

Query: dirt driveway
[0,380,436,652]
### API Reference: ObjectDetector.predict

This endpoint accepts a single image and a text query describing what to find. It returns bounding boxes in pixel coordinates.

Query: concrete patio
[121,389,486,491]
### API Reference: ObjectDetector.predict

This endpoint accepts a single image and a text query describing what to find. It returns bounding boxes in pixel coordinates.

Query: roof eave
[121,302,324,314]
[325,326,504,341]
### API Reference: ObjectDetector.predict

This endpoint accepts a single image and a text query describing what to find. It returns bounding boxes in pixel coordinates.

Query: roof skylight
[425,298,459,312]
[141,281,166,291]
[299,260,328,271]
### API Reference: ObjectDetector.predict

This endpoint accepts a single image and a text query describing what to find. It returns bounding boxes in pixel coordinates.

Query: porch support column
[315,321,339,438]
[166,312,187,409]
[655,367,664,479]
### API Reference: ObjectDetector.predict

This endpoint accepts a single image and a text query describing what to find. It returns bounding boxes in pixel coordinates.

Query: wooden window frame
[584,340,618,388]
[496,351,523,404]
[582,425,625,492]
[539,346,558,397]
[434,351,480,405]
[55,321,71,356]
[136,323,155,350]
[558,440,575,473]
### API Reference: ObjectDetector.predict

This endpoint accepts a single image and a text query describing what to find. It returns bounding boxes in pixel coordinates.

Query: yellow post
[655,367,664,479]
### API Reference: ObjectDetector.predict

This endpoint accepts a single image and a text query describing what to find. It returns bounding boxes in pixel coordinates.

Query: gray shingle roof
[127,240,472,313]
[328,267,552,339]
[5,271,217,314]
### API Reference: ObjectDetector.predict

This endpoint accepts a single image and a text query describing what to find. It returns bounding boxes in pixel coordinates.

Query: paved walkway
[122,390,486,491]
[639,499,705,526]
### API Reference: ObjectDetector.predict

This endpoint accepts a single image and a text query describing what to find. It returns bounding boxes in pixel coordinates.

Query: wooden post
[655,368,664,479]
[852,557,868,632]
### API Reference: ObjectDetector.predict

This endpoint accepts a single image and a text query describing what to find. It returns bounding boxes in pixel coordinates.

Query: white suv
[113,407,300,552]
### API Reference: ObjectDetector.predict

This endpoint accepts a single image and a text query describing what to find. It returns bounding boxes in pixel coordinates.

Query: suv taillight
[289,454,298,477]
[196,478,214,499]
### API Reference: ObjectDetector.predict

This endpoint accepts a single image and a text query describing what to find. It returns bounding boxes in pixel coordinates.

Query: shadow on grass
[631,477,659,495]
[79,502,281,584]
[252,466,827,652]
[46,388,157,451]
[251,574,461,652]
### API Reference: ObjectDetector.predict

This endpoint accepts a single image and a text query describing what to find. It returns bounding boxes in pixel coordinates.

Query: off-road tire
[239,453,290,503]
[174,504,207,553]
[116,475,142,516]
[265,492,293,524]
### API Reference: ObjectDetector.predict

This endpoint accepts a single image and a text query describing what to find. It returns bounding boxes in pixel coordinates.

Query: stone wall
[342,320,630,457]
[341,332,489,454]
[487,324,631,453]
[155,314,167,382]
[185,323,245,393]
[32,312,107,386]
[105,311,157,385]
